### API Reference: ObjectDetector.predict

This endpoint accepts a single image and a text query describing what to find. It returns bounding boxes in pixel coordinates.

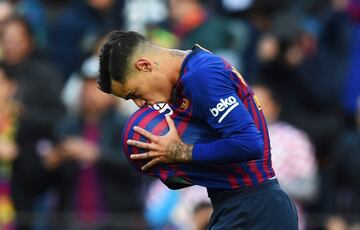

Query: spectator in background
[343,0,360,124]
[292,0,349,115]
[255,32,344,212]
[145,179,210,230]
[60,34,139,117]
[0,0,356,228]
[255,33,306,114]
[0,68,18,230]
[0,16,64,230]
[0,0,66,54]
[246,0,348,158]
[332,97,360,214]
[192,202,212,230]
[253,83,318,230]
[44,56,144,230]
[325,215,349,230]
[49,0,125,79]
[123,0,168,34]
[148,0,250,69]
[0,1,13,23]
[14,0,48,50]
[324,215,360,230]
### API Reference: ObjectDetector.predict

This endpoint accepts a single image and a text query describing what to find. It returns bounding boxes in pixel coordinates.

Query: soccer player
[97,31,298,229]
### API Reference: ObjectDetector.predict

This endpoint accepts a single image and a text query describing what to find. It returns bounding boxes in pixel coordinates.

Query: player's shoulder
[188,44,224,71]
[182,45,230,86]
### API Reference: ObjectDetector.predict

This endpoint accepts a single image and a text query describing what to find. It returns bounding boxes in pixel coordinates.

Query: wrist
[167,140,193,162]
[184,143,193,162]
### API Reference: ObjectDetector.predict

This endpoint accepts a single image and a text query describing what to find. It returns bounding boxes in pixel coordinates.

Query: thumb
[165,115,176,132]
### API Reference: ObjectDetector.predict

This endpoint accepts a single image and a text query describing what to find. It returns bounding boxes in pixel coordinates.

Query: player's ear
[135,59,152,72]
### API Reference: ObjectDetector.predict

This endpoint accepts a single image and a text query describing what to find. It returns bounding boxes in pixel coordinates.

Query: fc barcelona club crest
[179,98,190,112]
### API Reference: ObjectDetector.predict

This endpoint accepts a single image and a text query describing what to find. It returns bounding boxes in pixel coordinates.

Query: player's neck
[166,48,189,85]
[150,47,188,86]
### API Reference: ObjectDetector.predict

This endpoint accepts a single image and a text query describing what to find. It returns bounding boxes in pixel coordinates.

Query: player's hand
[128,115,193,171]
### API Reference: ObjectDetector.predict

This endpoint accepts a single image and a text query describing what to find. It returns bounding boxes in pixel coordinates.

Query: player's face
[111,73,172,107]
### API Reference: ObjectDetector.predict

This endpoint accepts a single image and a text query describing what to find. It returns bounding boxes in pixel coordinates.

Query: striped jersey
[123,45,275,190]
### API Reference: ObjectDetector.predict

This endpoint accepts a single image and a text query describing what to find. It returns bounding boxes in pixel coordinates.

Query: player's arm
[128,67,263,170]
[189,68,263,163]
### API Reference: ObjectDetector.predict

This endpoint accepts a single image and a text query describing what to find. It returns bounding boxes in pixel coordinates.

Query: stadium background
[0,0,359,229]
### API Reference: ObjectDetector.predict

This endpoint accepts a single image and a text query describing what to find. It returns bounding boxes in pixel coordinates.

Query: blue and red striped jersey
[123,45,275,190]
[123,104,221,189]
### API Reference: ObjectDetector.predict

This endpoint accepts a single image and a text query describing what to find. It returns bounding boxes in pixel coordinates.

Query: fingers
[127,139,152,150]
[141,158,161,171]
[130,152,157,160]
[130,152,163,170]
[133,126,159,142]
[165,115,176,131]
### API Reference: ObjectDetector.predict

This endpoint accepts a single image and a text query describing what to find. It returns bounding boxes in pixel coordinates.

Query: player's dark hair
[98,31,148,94]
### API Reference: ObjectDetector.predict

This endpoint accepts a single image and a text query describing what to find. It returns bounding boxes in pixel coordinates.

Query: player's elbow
[231,136,263,161]
[241,137,264,160]
[249,139,264,160]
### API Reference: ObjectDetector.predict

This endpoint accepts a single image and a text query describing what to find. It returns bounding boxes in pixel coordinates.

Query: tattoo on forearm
[167,140,193,162]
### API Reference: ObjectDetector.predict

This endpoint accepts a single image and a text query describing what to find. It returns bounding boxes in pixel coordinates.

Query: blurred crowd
[0,0,359,229]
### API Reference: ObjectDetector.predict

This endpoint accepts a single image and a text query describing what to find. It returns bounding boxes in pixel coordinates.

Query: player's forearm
[192,136,263,163]
[166,140,193,162]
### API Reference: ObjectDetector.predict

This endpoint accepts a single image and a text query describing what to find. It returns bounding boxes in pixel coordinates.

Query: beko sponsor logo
[209,96,239,123]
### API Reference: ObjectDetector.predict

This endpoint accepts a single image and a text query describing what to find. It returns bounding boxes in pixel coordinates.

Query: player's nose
[133,99,146,107]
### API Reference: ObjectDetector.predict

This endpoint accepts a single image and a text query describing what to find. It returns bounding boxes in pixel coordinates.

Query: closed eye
[125,93,132,100]
[125,91,136,100]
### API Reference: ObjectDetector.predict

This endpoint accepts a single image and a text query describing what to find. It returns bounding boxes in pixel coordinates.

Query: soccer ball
[121,103,217,189]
